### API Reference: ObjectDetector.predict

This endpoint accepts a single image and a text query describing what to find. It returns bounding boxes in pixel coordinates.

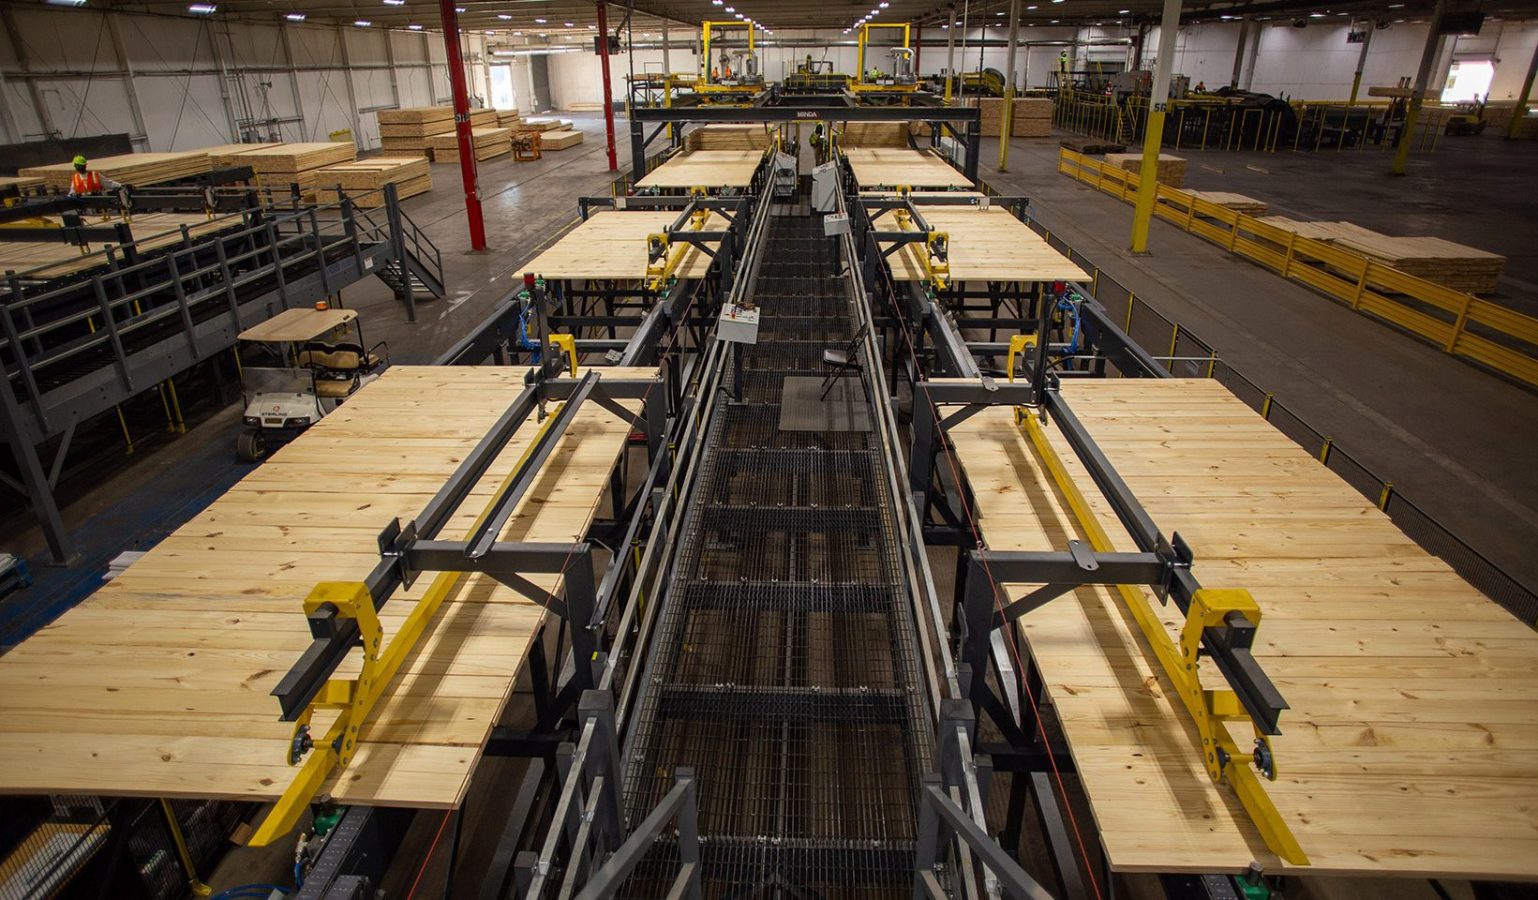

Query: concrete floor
[3,113,1536,896]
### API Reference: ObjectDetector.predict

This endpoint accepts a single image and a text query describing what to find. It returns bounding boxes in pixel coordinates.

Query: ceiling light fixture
[409,22,423,29]
[188,3,216,12]
[383,0,404,5]
[46,0,90,6]
[285,11,306,20]
[354,19,372,26]
[497,13,512,19]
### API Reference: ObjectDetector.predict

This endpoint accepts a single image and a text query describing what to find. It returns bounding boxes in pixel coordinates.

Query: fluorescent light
[286,11,306,19]
[383,0,404,5]
[563,21,573,26]
[408,23,423,29]
[355,20,371,26]
[535,17,546,23]
[188,3,216,12]
[498,13,512,19]
[1117,8,1128,12]
[46,0,89,7]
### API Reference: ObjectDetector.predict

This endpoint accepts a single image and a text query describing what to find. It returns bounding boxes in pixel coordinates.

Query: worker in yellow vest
[68,156,120,196]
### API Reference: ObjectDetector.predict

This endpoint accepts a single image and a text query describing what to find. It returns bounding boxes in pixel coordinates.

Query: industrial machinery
[853,22,920,94]
[234,306,388,461]
[1444,97,1489,135]
[699,20,764,99]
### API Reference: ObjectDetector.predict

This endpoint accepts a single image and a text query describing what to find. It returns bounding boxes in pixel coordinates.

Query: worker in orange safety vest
[68,155,120,196]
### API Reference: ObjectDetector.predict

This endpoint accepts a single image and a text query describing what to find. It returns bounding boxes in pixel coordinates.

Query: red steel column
[596,1,618,171]
[438,0,487,250]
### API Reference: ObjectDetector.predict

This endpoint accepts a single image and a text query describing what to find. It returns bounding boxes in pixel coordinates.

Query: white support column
[1230,16,1250,89]
[662,22,671,75]
[1392,0,1448,174]
[1348,21,1375,103]
[383,29,402,111]
[944,2,958,102]
[997,0,1021,171]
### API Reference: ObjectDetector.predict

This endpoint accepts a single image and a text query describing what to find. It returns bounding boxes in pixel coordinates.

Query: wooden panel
[946,378,1538,879]
[0,212,238,280]
[540,130,585,151]
[844,148,975,189]
[637,150,762,188]
[0,366,648,808]
[517,210,725,280]
[883,207,1089,283]
[236,142,357,175]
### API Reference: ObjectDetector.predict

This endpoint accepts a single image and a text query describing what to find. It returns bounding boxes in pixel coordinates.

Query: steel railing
[1055,147,1538,389]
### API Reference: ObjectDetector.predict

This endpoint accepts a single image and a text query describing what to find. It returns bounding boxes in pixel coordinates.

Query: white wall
[0,4,474,153]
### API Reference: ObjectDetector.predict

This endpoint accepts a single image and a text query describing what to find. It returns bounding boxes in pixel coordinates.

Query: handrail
[1056,147,1538,389]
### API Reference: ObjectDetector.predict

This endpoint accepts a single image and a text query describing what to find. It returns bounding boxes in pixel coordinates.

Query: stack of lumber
[1103,152,1186,187]
[238,142,358,198]
[0,175,45,196]
[200,142,286,169]
[839,122,911,148]
[1184,190,1268,215]
[565,101,604,111]
[541,130,584,151]
[427,127,512,163]
[967,96,1054,137]
[378,106,455,155]
[512,119,562,134]
[314,157,432,207]
[1061,137,1125,154]
[468,108,500,129]
[19,151,212,190]
[686,124,774,150]
[497,110,523,128]
[1256,217,1506,293]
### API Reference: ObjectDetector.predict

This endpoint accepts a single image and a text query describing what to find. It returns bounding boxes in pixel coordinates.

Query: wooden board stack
[1184,190,1268,215]
[468,109,500,130]
[378,106,455,156]
[0,212,236,279]
[967,97,1054,137]
[838,122,911,148]
[1256,217,1506,293]
[1060,137,1126,154]
[497,110,523,129]
[427,127,512,163]
[686,124,775,150]
[237,142,357,199]
[200,142,286,169]
[19,151,212,191]
[541,130,584,151]
[1103,152,1186,187]
[512,120,562,134]
[313,157,432,207]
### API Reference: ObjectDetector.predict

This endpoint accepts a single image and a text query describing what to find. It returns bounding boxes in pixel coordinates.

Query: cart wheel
[236,429,267,462]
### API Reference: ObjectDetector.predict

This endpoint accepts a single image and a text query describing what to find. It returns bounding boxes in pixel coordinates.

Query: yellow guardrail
[1056,147,1538,389]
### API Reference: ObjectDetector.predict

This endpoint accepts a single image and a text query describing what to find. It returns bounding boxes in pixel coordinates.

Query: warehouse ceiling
[81,0,1538,34]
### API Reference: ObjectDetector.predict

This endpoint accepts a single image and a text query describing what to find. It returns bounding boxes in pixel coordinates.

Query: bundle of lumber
[564,101,604,111]
[497,110,523,128]
[1103,152,1186,187]
[1060,137,1125,154]
[468,108,500,129]
[314,157,432,207]
[966,97,1054,137]
[377,107,454,155]
[512,120,562,134]
[541,130,584,151]
[427,127,512,162]
[19,151,212,190]
[686,124,774,150]
[1184,190,1268,215]
[839,122,911,148]
[200,142,286,169]
[238,142,358,199]
[1255,217,1506,293]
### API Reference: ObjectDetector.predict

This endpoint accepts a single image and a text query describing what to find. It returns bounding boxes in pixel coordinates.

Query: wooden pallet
[1104,152,1186,188]
[946,377,1538,879]
[540,130,584,151]
[0,366,644,809]
[19,152,213,191]
[426,127,512,163]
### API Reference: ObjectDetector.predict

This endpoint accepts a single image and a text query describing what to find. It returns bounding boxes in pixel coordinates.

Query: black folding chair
[819,322,870,401]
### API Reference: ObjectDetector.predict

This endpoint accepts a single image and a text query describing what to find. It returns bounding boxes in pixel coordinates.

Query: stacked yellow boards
[236,142,358,199]
[378,106,454,156]
[541,130,585,151]
[19,151,213,190]
[838,122,910,148]
[314,158,432,207]
[966,97,1054,137]
[1256,217,1505,293]
[1104,152,1186,187]
[1183,190,1268,216]
[426,127,512,163]
[685,124,774,150]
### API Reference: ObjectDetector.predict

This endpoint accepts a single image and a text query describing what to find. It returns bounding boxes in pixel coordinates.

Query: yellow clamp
[548,333,577,377]
[1005,334,1036,383]
[924,230,950,290]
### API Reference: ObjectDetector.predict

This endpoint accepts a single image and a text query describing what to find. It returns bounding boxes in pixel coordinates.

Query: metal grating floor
[622,211,932,896]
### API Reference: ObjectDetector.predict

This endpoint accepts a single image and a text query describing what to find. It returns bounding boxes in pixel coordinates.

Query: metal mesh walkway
[622,210,932,896]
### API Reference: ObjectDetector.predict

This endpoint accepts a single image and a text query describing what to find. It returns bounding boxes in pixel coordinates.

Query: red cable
[404,809,453,900]
[879,267,1105,899]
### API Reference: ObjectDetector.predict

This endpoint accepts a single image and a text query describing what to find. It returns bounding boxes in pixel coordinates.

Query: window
[490,64,517,110]
[1441,59,1494,104]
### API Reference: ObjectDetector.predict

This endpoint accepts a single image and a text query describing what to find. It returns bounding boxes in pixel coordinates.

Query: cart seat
[315,377,356,399]
[299,341,375,371]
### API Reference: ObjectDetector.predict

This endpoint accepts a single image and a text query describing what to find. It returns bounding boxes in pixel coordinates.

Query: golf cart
[235,305,388,461]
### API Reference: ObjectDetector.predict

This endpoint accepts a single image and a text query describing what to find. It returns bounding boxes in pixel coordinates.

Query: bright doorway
[490,64,517,110]
[1442,59,1494,103]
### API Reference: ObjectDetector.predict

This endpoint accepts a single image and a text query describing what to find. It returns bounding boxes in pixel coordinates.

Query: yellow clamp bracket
[1006,334,1036,383]
[924,231,951,291]
[250,403,571,847]
[1018,413,1309,866]
[644,201,711,293]
[548,333,577,377]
